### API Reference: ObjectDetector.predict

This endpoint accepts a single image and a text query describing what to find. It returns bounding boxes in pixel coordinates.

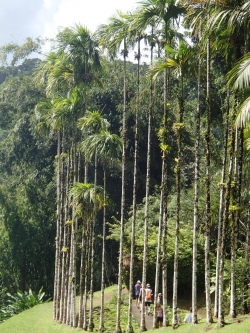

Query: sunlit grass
[1,286,250,333]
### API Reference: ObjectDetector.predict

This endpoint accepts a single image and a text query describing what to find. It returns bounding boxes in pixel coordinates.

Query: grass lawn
[1,286,250,333]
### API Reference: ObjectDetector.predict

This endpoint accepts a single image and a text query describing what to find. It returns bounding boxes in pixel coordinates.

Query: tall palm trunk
[60,152,70,323]
[204,38,213,324]
[192,39,201,325]
[88,151,98,331]
[77,151,88,329]
[66,141,77,327]
[162,68,170,328]
[99,160,107,332]
[77,217,87,328]
[153,165,164,329]
[243,191,250,314]
[140,33,154,333]
[62,149,71,324]
[172,75,184,330]
[154,68,169,328]
[230,127,243,318]
[53,130,62,321]
[214,87,230,318]
[115,39,127,333]
[127,37,141,333]
[66,148,74,326]
[83,222,91,330]
[218,127,235,327]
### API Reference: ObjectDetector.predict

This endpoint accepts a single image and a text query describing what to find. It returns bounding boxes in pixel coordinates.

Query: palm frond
[235,96,250,128]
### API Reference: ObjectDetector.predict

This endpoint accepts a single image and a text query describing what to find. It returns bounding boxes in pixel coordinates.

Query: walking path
[131,301,154,330]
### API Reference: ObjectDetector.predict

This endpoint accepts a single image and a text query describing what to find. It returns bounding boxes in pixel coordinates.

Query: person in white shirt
[184,307,193,323]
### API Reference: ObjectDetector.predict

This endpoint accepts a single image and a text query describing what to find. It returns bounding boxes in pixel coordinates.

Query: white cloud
[42,0,138,39]
[0,0,138,46]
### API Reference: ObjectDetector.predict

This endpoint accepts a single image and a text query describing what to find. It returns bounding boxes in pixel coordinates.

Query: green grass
[1,286,250,333]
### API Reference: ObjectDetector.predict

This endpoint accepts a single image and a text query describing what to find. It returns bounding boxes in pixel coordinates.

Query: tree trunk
[218,127,235,328]
[88,151,98,331]
[140,33,153,333]
[60,152,69,323]
[127,37,140,333]
[53,130,62,321]
[214,87,230,318]
[192,38,201,325]
[115,39,127,333]
[172,73,184,330]
[204,38,213,324]
[99,162,107,332]
[162,68,170,328]
[230,126,243,318]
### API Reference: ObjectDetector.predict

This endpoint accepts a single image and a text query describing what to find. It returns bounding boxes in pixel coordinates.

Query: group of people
[134,280,194,327]
[134,280,163,327]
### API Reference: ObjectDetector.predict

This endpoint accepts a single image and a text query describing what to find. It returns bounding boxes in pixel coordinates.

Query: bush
[0,287,50,323]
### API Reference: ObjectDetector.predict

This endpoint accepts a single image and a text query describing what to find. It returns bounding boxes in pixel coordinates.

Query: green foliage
[0,288,50,323]
[108,292,128,306]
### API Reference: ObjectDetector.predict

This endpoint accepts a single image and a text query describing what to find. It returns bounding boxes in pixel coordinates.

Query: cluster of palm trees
[33,0,250,331]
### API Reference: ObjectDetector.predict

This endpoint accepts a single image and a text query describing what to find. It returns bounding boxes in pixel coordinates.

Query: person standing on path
[134,280,142,308]
[156,304,163,327]
[143,283,153,315]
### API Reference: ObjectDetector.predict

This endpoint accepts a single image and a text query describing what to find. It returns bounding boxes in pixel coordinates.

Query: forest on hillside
[0,0,250,331]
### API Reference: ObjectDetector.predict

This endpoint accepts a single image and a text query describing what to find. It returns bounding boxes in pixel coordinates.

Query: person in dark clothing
[134,280,142,308]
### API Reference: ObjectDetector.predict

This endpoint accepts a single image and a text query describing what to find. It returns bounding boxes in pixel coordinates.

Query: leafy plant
[0,287,50,323]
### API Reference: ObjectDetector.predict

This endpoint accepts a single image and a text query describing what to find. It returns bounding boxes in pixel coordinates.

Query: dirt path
[131,301,154,330]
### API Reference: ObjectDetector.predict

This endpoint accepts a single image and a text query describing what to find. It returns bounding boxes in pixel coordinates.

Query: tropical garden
[0,0,250,331]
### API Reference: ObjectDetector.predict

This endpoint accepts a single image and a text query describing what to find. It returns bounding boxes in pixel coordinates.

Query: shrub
[0,287,50,323]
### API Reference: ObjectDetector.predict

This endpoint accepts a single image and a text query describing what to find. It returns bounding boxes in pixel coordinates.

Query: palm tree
[125,24,145,333]
[81,130,122,332]
[68,181,103,321]
[55,24,101,88]
[35,97,70,322]
[133,2,185,328]
[78,110,109,330]
[35,24,103,328]
[97,12,133,333]
[150,40,193,327]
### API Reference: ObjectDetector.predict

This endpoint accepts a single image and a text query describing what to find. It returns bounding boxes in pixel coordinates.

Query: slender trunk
[140,33,153,332]
[83,151,91,329]
[115,40,127,333]
[99,162,107,332]
[162,69,169,328]
[60,153,69,323]
[154,68,169,328]
[70,139,78,328]
[214,87,230,318]
[243,193,250,314]
[66,148,74,326]
[153,166,164,329]
[127,37,140,333]
[83,221,91,330]
[172,73,184,330]
[230,127,243,318]
[192,39,201,325]
[62,153,71,324]
[204,38,213,324]
[88,151,98,331]
[78,219,86,328]
[218,127,235,327]
[53,130,62,321]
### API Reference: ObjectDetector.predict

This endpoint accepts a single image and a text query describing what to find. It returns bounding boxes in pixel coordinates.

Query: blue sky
[0,0,139,46]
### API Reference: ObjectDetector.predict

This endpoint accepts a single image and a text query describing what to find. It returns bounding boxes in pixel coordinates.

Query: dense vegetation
[0,0,250,331]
